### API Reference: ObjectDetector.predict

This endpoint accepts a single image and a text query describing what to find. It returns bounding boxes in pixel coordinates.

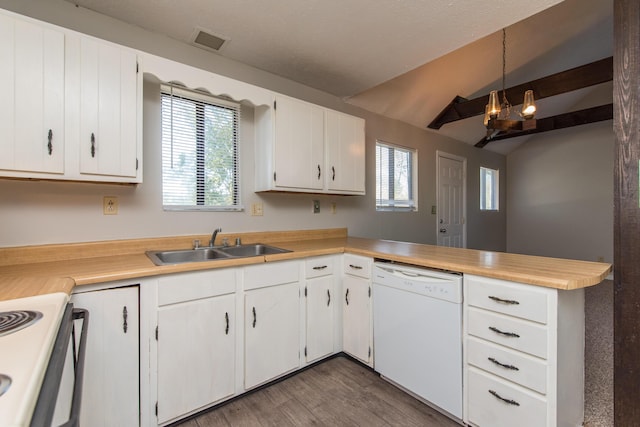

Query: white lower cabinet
[155,269,236,425]
[71,284,139,427]
[342,254,373,366]
[304,256,338,363]
[463,274,585,427]
[244,261,301,389]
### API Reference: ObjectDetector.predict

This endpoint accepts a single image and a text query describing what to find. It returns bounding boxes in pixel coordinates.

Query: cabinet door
[325,110,365,193]
[0,13,64,174]
[71,286,139,427]
[79,37,138,178]
[157,293,235,424]
[306,275,334,362]
[343,275,371,364]
[273,95,324,190]
[245,282,300,389]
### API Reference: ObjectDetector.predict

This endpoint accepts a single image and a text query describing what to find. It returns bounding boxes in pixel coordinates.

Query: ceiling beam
[428,56,613,130]
[474,104,613,147]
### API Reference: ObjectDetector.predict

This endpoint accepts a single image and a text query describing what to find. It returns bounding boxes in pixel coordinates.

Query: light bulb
[522,90,536,119]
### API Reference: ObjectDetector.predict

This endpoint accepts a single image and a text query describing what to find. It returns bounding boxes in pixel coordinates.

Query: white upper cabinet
[0,8,142,183]
[272,95,325,190]
[0,13,64,175]
[325,110,365,193]
[256,95,365,195]
[77,37,139,179]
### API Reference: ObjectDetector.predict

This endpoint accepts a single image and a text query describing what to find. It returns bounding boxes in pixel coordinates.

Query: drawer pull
[488,357,519,371]
[313,265,328,270]
[349,264,363,270]
[489,389,520,406]
[488,295,520,305]
[489,326,520,338]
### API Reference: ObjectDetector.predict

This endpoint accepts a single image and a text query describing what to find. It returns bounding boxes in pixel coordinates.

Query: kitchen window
[375,141,417,211]
[161,85,241,211]
[480,166,499,211]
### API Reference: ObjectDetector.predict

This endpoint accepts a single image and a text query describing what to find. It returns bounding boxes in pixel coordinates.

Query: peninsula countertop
[0,229,612,301]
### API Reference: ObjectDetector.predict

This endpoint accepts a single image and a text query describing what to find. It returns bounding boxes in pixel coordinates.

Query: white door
[157,293,235,424]
[245,282,300,389]
[306,275,335,362]
[342,275,371,364]
[437,152,466,247]
[71,286,139,427]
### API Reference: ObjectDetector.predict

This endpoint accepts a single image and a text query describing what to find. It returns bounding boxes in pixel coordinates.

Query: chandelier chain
[501,28,511,118]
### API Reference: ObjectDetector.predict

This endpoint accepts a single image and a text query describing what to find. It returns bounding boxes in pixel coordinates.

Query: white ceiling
[66,0,612,154]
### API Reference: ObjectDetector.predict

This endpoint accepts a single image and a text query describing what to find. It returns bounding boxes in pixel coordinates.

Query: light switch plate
[313,200,320,214]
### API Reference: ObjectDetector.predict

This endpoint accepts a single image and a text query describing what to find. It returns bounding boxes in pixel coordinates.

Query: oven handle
[30,304,89,427]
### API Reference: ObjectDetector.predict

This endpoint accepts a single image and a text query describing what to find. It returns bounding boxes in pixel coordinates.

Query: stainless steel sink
[146,248,233,265]
[217,243,291,257]
[146,244,290,265]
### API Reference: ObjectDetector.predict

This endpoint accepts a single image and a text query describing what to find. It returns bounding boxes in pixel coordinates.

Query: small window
[376,141,417,211]
[480,167,499,211]
[161,85,241,211]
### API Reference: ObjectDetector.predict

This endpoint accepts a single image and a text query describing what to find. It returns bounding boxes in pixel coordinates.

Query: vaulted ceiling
[66,0,612,154]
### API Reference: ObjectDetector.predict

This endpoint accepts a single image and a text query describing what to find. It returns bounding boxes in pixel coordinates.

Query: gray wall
[0,0,506,250]
[506,120,614,263]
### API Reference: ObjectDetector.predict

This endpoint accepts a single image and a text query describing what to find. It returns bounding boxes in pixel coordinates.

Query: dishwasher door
[373,264,463,420]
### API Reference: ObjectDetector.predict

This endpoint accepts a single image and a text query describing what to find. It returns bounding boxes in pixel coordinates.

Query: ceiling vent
[190,28,228,52]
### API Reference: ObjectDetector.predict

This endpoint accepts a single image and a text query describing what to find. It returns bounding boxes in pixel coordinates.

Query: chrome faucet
[209,228,222,247]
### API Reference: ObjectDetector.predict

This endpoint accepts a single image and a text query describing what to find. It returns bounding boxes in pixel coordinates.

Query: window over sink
[161,84,241,211]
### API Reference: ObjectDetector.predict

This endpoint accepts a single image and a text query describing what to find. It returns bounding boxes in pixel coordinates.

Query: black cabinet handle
[488,357,519,371]
[345,288,349,305]
[225,312,229,335]
[488,295,520,305]
[327,289,331,307]
[90,133,96,158]
[332,166,336,181]
[489,389,520,406]
[252,307,257,328]
[313,265,328,270]
[122,306,128,333]
[349,264,363,270]
[317,164,321,180]
[489,326,520,338]
[47,129,53,155]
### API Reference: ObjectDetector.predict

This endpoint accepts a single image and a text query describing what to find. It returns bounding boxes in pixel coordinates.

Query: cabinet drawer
[343,254,371,279]
[158,269,236,306]
[466,275,548,324]
[468,307,548,359]
[243,260,300,290]
[467,336,547,394]
[467,367,547,427]
[305,256,335,278]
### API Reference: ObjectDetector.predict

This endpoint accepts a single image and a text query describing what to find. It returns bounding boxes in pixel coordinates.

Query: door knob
[439,228,447,233]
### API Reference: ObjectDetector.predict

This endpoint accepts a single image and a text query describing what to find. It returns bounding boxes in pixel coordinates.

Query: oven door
[30,304,89,427]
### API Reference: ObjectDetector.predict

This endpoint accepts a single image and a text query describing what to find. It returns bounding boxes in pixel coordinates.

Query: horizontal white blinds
[376,142,415,210]
[161,85,241,210]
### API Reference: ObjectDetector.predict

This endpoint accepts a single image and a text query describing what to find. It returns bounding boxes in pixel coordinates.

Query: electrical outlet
[251,203,263,216]
[331,202,337,214]
[313,200,320,214]
[103,196,118,215]
[597,256,605,262]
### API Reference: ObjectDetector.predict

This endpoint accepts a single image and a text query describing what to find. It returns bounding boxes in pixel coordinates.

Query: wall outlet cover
[313,200,320,214]
[103,196,118,215]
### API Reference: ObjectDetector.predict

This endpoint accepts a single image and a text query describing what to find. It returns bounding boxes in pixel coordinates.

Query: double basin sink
[146,243,291,266]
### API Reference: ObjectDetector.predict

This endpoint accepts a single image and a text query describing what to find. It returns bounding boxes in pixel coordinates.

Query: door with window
[437,152,466,247]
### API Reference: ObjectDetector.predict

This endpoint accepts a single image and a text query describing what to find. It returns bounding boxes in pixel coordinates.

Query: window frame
[160,84,242,212]
[480,166,499,211]
[375,140,418,212]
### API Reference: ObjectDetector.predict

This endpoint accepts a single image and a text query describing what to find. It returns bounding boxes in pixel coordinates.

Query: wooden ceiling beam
[428,56,613,130]
[474,103,613,147]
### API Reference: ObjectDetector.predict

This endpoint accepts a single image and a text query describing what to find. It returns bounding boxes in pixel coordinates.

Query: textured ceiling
[65,0,612,154]
[66,0,563,97]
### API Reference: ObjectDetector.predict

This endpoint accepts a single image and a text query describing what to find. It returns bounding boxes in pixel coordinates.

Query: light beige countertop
[0,228,612,301]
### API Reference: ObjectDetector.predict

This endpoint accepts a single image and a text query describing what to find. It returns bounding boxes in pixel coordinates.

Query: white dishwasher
[372,261,463,421]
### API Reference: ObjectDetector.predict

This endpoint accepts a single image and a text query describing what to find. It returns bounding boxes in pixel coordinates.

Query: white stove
[0,292,68,427]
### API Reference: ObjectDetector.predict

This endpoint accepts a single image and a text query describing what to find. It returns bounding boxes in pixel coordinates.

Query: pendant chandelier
[484,29,537,135]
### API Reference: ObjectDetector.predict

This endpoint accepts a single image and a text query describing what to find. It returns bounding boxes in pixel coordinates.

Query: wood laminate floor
[176,356,461,427]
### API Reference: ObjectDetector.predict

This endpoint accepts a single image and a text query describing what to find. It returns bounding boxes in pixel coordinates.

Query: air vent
[191,28,228,52]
